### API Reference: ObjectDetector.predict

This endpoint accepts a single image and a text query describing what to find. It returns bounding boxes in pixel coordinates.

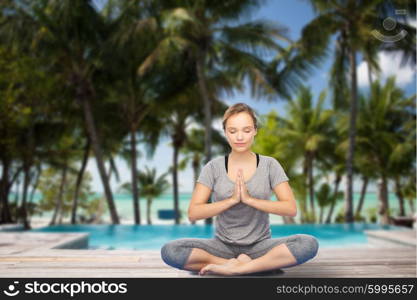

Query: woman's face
[224,112,257,152]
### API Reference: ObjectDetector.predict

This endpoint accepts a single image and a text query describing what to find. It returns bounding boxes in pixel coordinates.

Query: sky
[87,0,416,194]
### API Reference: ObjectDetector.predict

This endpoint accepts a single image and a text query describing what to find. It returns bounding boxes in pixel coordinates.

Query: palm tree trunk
[78,90,119,224]
[367,62,373,86]
[147,198,152,225]
[301,156,309,223]
[196,48,213,225]
[0,158,13,223]
[50,163,68,226]
[345,46,358,223]
[107,157,112,179]
[20,164,31,230]
[394,178,405,216]
[407,196,415,214]
[319,207,324,224]
[190,155,200,225]
[282,216,296,224]
[325,174,341,224]
[377,176,390,224]
[29,164,42,204]
[354,176,369,218]
[71,137,91,224]
[308,152,316,222]
[130,129,141,225]
[13,176,20,211]
[172,145,180,225]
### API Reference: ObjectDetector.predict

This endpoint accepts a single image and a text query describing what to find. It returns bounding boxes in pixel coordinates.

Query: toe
[199,264,212,276]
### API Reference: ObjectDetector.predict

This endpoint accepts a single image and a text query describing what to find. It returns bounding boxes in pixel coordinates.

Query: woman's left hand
[238,169,252,204]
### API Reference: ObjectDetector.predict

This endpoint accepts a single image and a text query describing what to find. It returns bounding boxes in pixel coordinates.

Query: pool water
[31,223,408,250]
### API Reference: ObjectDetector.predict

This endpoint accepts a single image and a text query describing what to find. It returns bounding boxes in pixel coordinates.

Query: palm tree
[102,0,167,225]
[301,0,376,223]
[0,42,66,228]
[180,129,206,189]
[301,0,416,223]
[119,166,170,225]
[71,135,91,224]
[316,183,339,224]
[384,89,415,217]
[154,66,229,224]
[166,107,194,225]
[48,135,82,225]
[279,86,334,222]
[354,77,415,224]
[0,47,22,224]
[1,0,121,223]
[143,0,292,163]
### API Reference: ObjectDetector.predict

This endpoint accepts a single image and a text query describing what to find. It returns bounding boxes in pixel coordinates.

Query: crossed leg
[198,243,297,276]
[161,234,318,276]
[183,249,253,273]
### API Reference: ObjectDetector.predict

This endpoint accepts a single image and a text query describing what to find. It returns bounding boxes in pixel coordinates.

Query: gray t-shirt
[196,154,289,245]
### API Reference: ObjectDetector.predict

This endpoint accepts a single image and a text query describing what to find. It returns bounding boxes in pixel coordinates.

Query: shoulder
[259,154,281,164]
[259,154,286,170]
[202,156,224,170]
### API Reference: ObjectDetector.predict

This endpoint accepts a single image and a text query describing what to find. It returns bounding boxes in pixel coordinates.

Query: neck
[229,150,255,162]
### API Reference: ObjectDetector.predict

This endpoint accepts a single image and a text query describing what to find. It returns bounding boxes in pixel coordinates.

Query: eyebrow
[227,126,253,129]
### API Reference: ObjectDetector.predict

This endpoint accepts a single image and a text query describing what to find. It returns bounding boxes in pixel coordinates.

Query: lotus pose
[161,103,319,276]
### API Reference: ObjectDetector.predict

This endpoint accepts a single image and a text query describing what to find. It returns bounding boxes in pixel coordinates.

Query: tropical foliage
[0,0,415,227]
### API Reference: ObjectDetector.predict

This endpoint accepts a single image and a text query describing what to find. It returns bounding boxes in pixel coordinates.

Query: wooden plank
[0,256,140,262]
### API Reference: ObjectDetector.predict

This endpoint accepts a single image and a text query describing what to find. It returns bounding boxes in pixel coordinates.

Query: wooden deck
[365,229,416,248]
[0,231,415,278]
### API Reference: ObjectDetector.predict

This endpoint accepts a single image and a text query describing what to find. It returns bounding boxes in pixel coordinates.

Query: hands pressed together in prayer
[230,168,253,205]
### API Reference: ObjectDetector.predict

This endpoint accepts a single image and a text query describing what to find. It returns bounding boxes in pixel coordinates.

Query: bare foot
[198,254,254,276]
[199,263,239,276]
[223,258,238,266]
[199,258,246,276]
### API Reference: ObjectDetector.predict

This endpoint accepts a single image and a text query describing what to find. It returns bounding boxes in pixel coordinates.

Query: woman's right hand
[231,169,242,204]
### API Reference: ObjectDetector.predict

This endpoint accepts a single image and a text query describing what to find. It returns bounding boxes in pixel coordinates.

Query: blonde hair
[222,103,258,131]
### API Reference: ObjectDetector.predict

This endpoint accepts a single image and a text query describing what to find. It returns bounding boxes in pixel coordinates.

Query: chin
[233,146,248,151]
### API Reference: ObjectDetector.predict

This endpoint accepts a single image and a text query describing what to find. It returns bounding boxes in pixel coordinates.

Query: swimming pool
[31,223,408,250]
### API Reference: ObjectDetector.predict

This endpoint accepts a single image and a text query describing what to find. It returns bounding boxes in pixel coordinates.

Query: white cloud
[358,51,416,87]
[213,118,224,133]
[408,17,416,29]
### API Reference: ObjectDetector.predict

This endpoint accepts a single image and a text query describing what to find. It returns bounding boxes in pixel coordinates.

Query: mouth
[235,143,246,147]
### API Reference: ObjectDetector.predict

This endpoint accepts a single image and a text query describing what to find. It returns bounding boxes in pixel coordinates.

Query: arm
[242,181,297,217]
[188,183,238,222]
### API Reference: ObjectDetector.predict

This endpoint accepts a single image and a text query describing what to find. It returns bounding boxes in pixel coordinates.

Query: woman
[161,103,319,276]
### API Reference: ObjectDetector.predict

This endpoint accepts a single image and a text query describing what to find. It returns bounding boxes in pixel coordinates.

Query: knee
[288,234,319,264]
[298,234,319,260]
[160,240,191,270]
